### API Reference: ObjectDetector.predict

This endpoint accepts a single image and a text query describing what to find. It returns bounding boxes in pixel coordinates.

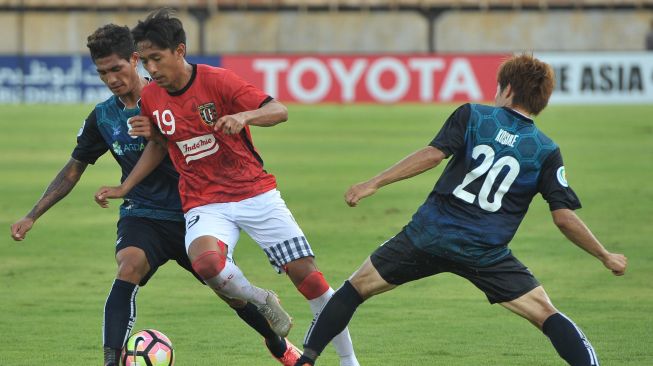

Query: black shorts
[116,216,203,286]
[370,229,540,304]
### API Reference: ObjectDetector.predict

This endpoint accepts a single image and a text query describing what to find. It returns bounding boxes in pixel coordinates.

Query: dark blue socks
[302,281,364,361]
[103,279,138,350]
[235,302,287,358]
[543,313,599,366]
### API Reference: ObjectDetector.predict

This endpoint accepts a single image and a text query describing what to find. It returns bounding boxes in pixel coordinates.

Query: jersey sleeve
[220,69,270,113]
[428,103,471,157]
[71,109,108,164]
[538,148,582,211]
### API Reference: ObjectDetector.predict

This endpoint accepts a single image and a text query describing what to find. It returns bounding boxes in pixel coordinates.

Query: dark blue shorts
[116,216,203,286]
[371,229,540,304]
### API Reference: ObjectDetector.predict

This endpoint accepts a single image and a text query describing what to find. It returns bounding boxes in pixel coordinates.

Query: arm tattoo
[27,158,88,220]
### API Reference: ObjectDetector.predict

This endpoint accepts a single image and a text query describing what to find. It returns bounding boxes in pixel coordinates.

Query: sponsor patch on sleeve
[556,166,569,187]
[77,120,86,137]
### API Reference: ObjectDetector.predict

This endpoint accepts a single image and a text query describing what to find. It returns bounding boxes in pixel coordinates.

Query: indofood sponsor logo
[176,134,219,163]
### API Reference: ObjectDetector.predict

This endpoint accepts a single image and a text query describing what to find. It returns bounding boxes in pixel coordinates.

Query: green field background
[0,104,651,365]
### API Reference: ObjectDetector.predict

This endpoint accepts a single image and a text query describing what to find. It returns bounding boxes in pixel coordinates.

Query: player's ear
[130,52,139,68]
[175,43,186,58]
[504,83,513,97]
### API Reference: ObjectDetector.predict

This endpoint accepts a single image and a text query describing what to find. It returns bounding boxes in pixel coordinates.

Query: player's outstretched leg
[295,256,396,366]
[220,294,301,366]
[294,280,364,366]
[501,286,599,366]
[287,258,360,366]
[189,236,292,337]
[103,247,149,366]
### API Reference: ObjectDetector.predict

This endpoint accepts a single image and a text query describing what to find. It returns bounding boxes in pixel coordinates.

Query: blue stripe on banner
[0,55,222,104]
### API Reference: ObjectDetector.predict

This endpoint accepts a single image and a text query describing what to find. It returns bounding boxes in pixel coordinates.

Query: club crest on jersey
[198,102,217,126]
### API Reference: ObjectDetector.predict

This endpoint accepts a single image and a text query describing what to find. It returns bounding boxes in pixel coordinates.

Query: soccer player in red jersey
[11,24,295,366]
[96,9,359,366]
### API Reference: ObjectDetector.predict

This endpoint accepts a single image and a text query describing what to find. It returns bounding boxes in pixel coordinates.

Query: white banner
[537,52,653,104]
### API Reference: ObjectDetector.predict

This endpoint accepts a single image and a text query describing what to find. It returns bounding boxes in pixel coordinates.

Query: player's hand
[127,116,154,139]
[601,252,628,276]
[94,186,127,208]
[345,182,378,207]
[10,217,34,241]
[214,113,247,135]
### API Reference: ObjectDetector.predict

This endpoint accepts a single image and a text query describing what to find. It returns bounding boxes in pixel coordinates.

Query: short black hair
[132,8,186,52]
[86,24,135,61]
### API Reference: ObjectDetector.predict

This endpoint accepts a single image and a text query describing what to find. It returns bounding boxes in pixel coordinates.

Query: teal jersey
[72,95,183,221]
[406,104,581,266]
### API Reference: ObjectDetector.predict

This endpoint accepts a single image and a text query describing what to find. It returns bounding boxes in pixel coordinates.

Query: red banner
[222,54,508,103]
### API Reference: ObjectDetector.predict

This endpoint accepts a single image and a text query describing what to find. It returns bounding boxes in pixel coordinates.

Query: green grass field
[0,103,652,365]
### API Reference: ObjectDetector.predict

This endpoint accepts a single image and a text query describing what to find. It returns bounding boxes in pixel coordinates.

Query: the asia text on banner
[537,52,653,104]
[222,55,508,104]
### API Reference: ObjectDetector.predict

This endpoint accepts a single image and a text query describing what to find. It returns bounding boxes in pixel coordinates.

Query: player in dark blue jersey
[10,24,297,366]
[294,54,627,366]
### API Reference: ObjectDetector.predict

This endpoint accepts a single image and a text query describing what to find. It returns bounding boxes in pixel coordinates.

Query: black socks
[103,279,138,363]
[235,302,286,358]
[543,313,599,366]
[302,280,364,360]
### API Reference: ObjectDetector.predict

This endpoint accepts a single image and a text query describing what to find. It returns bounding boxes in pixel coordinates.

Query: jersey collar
[116,96,142,111]
[503,107,534,123]
[168,63,197,97]
[116,77,150,110]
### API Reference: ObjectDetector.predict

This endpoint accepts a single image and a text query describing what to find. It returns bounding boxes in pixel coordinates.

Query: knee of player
[191,250,227,280]
[116,260,149,284]
[526,299,559,328]
[285,256,318,280]
[296,270,331,300]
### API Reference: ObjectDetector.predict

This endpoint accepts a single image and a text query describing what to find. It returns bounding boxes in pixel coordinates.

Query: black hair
[131,8,186,51]
[86,24,135,61]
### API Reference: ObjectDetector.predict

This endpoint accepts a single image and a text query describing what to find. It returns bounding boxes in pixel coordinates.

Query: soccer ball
[121,329,174,366]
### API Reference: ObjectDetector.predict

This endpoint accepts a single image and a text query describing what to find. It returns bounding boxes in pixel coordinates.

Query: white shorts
[184,189,314,273]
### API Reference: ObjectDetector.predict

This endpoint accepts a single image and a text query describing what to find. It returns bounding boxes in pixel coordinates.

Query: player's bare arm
[11,158,88,241]
[214,99,288,135]
[345,146,446,207]
[95,141,168,208]
[551,208,628,275]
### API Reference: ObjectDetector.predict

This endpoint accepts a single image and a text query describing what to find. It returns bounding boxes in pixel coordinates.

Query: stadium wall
[436,10,653,52]
[1,10,652,54]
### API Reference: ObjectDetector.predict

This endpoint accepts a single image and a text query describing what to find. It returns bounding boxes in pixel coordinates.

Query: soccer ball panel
[122,329,174,366]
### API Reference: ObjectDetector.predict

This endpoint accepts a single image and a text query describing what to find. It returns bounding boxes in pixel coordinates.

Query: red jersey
[140,64,277,212]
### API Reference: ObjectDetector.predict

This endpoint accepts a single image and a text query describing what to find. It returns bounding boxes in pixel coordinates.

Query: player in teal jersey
[294,54,627,366]
[10,24,297,366]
